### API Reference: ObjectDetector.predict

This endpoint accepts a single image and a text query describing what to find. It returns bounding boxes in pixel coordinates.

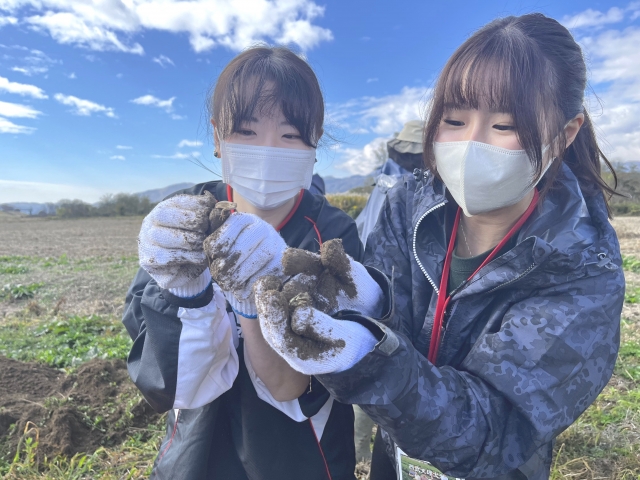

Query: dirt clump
[208,201,236,234]
[0,356,161,462]
[279,239,358,314]
[282,248,324,277]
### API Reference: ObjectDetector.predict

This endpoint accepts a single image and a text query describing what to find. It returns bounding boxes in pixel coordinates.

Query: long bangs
[424,18,567,180]
[212,47,324,148]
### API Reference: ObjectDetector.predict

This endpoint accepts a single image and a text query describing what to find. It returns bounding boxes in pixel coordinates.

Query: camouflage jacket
[318,164,624,479]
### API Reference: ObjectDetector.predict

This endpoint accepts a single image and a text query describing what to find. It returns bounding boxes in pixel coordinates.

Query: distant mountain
[1,182,196,215]
[324,175,370,194]
[135,183,195,203]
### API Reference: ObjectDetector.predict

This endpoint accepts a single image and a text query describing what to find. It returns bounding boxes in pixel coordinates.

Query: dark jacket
[123,181,363,480]
[318,164,624,479]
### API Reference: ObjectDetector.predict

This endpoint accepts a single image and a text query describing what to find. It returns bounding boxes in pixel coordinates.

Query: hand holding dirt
[280,239,384,317]
[138,191,217,289]
[254,275,378,375]
[203,212,287,317]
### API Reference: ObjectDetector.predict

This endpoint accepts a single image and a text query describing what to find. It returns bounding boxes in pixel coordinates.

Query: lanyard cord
[427,189,540,364]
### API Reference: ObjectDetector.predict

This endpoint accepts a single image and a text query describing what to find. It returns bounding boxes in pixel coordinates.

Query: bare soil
[0,215,142,259]
[0,356,160,462]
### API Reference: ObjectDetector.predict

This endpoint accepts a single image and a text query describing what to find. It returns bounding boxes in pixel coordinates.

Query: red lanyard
[427,190,540,364]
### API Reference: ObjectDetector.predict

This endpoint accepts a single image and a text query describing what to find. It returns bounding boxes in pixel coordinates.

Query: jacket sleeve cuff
[332,266,399,356]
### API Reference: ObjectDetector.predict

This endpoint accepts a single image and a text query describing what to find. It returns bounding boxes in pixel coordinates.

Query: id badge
[395,447,464,480]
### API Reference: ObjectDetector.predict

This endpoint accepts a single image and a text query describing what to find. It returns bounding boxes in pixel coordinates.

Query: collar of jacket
[410,164,620,300]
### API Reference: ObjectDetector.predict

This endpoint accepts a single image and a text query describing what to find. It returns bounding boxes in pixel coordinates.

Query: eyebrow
[442,103,510,114]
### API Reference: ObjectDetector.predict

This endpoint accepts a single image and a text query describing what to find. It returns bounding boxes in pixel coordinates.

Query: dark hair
[423,13,617,213]
[210,45,324,148]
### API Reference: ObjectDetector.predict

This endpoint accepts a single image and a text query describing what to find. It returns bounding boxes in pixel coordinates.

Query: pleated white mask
[220,141,316,210]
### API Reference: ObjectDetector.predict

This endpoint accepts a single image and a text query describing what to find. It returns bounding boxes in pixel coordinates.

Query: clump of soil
[0,356,161,462]
[208,201,236,234]
[279,239,359,314]
[282,249,324,277]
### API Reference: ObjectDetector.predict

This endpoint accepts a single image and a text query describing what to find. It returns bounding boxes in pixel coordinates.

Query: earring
[213,151,219,158]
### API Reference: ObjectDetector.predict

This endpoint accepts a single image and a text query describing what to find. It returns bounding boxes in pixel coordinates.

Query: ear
[564,113,585,149]
[211,119,221,157]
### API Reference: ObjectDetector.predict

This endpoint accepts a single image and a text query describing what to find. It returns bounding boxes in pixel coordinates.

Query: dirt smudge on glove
[285,293,345,361]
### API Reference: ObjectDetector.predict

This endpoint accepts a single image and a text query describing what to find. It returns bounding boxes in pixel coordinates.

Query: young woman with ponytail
[251,13,625,479]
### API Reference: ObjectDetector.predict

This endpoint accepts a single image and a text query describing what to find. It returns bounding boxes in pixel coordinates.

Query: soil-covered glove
[255,276,377,375]
[204,213,287,318]
[280,239,384,317]
[138,192,217,291]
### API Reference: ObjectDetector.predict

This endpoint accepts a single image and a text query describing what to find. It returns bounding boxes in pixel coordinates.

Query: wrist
[168,269,212,298]
[227,293,258,319]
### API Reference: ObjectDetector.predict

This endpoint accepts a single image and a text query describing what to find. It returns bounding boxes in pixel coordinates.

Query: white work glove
[138,192,216,295]
[280,239,384,317]
[255,277,377,375]
[204,212,287,318]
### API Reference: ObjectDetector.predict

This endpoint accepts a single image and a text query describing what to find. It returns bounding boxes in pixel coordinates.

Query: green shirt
[448,236,518,295]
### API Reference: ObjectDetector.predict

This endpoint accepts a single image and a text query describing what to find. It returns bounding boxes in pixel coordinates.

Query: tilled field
[0,212,639,479]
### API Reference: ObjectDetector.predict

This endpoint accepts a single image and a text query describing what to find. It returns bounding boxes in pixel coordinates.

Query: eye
[283,133,302,140]
[237,129,255,136]
[443,119,464,127]
[493,124,515,131]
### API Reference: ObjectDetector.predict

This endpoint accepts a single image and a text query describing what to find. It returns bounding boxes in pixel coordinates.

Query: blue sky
[1,0,639,203]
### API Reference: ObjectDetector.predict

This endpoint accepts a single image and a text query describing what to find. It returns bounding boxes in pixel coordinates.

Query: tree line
[0,194,157,218]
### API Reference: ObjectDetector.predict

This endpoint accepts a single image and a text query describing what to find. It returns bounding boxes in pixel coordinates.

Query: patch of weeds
[0,265,28,274]
[623,254,640,273]
[625,286,640,304]
[0,315,131,369]
[1,283,44,301]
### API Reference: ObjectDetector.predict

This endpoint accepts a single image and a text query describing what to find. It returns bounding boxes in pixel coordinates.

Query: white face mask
[434,141,553,216]
[220,140,316,210]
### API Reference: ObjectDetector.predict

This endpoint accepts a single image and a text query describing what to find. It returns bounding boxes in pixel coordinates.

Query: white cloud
[68,72,76,79]
[0,100,41,118]
[328,86,427,174]
[10,48,58,76]
[571,8,640,161]
[0,0,332,54]
[110,155,125,160]
[178,139,203,148]
[0,75,47,98]
[54,93,116,117]
[0,16,17,27]
[11,65,48,76]
[171,113,185,120]
[562,7,625,29]
[336,137,388,176]
[116,145,132,150]
[329,86,428,137]
[131,94,175,112]
[152,152,201,159]
[366,78,378,83]
[0,117,35,133]
[0,179,106,203]
[153,54,174,67]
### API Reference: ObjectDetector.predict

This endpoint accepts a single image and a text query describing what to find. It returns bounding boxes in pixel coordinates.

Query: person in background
[123,45,362,480]
[354,120,424,464]
[356,121,425,250]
